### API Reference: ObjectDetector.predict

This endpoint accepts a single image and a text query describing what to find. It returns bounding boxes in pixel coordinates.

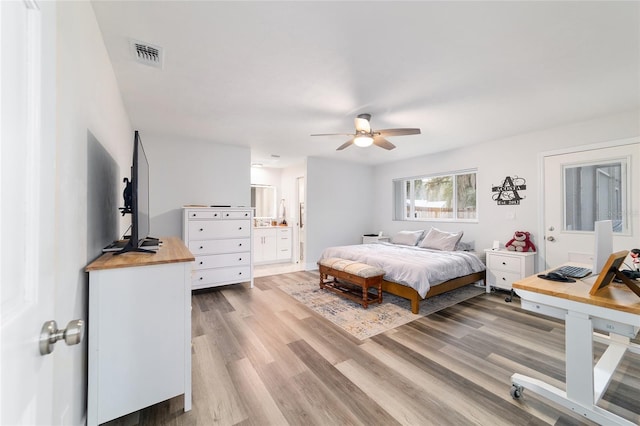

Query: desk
[512,272,640,425]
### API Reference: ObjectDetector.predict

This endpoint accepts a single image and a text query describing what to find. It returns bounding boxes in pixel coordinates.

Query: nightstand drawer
[488,254,522,273]
[487,270,521,290]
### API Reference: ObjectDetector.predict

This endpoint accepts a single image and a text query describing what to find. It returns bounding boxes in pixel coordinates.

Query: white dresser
[253,226,292,264]
[484,249,536,293]
[182,207,253,289]
[85,237,193,425]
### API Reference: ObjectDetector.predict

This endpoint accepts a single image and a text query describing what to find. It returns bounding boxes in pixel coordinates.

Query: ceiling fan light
[354,135,374,147]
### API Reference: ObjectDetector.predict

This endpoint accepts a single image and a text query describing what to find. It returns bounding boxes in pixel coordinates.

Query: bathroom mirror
[251,185,276,218]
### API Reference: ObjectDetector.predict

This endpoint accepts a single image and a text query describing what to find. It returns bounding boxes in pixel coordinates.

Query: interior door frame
[538,137,640,271]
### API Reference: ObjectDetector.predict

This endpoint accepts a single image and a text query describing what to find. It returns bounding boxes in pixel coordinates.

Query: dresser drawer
[487,270,521,290]
[192,266,251,287]
[488,254,521,273]
[221,211,251,219]
[194,253,250,270]
[185,210,222,219]
[189,238,250,255]
[188,220,250,240]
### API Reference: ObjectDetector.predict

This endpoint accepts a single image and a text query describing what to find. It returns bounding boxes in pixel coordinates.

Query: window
[563,160,627,232]
[394,170,477,221]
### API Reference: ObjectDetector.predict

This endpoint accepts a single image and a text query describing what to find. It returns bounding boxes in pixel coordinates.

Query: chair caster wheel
[510,384,523,399]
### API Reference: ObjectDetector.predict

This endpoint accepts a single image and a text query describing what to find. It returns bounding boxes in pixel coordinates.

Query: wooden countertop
[86,236,194,272]
[513,270,640,316]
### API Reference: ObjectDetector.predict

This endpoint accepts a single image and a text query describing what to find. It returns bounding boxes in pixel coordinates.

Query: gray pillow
[419,227,463,251]
[390,230,424,246]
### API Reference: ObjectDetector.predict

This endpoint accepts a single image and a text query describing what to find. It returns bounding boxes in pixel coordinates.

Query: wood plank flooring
[105,270,640,426]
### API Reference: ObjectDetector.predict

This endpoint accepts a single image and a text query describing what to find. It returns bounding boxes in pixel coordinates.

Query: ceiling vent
[130,39,164,69]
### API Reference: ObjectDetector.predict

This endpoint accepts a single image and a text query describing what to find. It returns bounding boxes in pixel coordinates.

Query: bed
[318,231,486,314]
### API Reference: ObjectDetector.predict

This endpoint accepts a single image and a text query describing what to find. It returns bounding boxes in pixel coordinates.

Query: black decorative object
[119,177,132,215]
[492,176,527,205]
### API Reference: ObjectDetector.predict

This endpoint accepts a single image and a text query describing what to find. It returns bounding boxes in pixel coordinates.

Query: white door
[1,1,57,424]
[542,140,640,270]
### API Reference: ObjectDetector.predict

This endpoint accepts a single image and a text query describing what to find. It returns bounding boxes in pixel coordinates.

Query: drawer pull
[199,261,203,265]
[226,213,230,216]
[502,277,506,281]
[238,226,242,230]
[239,243,243,246]
[191,213,196,217]
[238,258,242,261]
[199,228,204,232]
[199,277,203,280]
[199,246,203,249]
[502,262,506,265]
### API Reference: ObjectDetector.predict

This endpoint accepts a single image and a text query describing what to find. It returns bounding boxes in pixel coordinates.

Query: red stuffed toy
[505,231,536,252]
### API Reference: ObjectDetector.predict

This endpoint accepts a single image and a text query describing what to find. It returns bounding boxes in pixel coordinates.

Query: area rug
[278,281,485,340]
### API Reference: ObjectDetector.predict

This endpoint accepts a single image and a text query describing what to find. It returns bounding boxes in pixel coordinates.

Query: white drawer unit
[183,207,253,290]
[484,249,536,293]
[277,227,292,260]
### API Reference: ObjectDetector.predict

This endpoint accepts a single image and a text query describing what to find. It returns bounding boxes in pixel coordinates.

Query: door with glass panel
[543,141,640,270]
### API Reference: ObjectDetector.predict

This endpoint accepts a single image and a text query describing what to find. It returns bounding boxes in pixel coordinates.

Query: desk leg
[565,311,594,406]
[510,310,636,426]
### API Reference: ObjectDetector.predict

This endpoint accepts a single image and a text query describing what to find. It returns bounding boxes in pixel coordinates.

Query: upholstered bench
[317,257,385,308]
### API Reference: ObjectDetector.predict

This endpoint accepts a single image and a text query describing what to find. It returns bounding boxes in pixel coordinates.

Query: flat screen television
[116,130,156,254]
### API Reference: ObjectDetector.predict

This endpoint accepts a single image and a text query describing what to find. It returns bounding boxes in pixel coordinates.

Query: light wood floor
[106,270,640,426]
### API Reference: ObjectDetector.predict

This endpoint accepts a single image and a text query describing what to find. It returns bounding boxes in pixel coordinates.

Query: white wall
[373,109,640,262]
[144,134,251,238]
[306,157,374,269]
[56,1,133,424]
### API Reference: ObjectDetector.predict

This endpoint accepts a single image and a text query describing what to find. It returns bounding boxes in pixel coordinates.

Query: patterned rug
[278,280,485,340]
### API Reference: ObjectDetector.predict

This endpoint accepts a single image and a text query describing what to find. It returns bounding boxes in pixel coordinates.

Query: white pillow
[419,227,463,251]
[391,230,424,246]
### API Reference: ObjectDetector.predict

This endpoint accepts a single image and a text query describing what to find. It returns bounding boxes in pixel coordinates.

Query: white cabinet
[253,226,292,264]
[183,207,253,290]
[484,249,536,292]
[85,237,194,426]
[254,228,277,263]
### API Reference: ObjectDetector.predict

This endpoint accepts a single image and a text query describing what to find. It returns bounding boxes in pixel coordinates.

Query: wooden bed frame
[382,270,486,314]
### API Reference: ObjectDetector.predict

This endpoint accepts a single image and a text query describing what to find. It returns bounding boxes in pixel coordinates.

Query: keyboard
[552,265,592,279]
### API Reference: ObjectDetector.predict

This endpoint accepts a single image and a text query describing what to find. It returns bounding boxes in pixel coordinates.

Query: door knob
[39,319,84,355]
[547,236,555,242]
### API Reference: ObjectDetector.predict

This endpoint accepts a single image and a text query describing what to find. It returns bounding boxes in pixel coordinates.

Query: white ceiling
[91,1,640,168]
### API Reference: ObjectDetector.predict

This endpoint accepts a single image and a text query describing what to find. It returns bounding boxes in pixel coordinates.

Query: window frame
[393,168,478,223]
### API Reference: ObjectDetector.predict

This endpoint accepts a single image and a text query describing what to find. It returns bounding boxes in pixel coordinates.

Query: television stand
[106,238,159,255]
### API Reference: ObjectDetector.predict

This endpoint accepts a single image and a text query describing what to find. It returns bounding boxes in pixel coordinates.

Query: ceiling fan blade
[377,128,421,137]
[311,133,355,137]
[373,136,396,150]
[354,115,371,133]
[336,138,355,151]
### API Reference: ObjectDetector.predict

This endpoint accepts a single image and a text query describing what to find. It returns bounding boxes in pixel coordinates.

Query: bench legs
[319,267,383,308]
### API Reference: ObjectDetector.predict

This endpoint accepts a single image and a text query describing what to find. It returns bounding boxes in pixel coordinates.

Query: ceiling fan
[311,113,421,151]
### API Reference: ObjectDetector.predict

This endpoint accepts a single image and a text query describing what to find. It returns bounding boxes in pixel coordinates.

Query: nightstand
[484,249,536,301]
[362,235,391,244]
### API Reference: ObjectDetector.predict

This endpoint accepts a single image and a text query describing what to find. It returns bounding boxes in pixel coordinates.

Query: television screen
[115,130,156,254]
[135,131,150,245]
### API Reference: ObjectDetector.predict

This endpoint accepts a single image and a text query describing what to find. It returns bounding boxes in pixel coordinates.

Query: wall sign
[492,176,527,205]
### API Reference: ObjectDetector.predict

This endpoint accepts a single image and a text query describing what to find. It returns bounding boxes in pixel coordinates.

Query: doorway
[541,139,640,269]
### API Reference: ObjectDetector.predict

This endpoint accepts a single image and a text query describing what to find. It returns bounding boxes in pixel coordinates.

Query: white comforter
[319,242,486,298]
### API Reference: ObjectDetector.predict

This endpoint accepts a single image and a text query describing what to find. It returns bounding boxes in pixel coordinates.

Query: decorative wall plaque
[492,176,526,205]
